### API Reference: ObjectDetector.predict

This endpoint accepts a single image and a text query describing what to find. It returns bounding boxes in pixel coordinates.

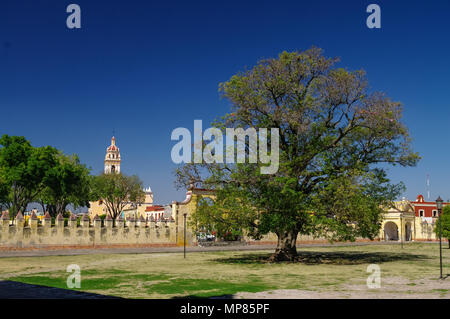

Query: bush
[222,230,242,241]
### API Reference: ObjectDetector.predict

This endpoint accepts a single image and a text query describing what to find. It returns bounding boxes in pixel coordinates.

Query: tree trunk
[47,204,57,218]
[39,201,46,214]
[55,202,67,217]
[269,230,299,262]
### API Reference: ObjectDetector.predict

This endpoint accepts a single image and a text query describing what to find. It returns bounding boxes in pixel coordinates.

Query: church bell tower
[104,136,121,174]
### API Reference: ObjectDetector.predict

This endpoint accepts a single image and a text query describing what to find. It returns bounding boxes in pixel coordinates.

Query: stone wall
[2,190,445,250]
[0,213,177,249]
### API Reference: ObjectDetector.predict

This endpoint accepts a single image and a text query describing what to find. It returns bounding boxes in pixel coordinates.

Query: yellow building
[380,199,416,241]
[380,196,445,242]
[170,184,216,245]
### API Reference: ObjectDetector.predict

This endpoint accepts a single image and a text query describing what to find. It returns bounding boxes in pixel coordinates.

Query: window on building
[432,210,438,217]
[419,210,424,217]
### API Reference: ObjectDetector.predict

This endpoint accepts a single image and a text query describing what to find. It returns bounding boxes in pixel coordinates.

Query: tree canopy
[175,47,419,261]
[0,134,92,217]
[435,205,450,248]
[38,154,92,217]
[91,173,145,219]
[0,135,58,217]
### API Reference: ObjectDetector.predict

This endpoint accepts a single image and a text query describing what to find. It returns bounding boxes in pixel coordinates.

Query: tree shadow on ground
[0,281,121,299]
[213,251,430,265]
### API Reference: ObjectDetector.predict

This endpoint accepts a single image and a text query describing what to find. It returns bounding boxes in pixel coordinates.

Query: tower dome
[104,136,121,174]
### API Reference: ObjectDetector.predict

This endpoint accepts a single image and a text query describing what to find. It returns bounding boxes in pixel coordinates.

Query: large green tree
[435,205,450,249]
[175,47,419,261]
[92,173,145,219]
[0,135,58,217]
[37,154,92,217]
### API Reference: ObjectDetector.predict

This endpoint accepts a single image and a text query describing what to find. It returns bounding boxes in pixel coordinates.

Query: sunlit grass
[0,243,448,298]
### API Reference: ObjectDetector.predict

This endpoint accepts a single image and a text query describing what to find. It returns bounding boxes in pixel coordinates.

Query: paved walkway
[0,241,409,258]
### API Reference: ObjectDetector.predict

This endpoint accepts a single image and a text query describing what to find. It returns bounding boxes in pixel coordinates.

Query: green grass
[0,243,448,298]
[10,270,272,297]
[148,278,271,297]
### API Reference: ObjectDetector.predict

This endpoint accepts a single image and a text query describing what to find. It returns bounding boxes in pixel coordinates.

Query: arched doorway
[384,222,399,241]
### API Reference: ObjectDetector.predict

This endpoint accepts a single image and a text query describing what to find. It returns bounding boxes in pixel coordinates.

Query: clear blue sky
[1,0,449,204]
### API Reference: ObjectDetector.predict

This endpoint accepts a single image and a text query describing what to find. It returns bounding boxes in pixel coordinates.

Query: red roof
[145,205,165,212]
[412,194,450,205]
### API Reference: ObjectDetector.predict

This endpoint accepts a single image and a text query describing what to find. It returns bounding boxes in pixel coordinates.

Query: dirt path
[235,276,450,299]
[0,241,404,258]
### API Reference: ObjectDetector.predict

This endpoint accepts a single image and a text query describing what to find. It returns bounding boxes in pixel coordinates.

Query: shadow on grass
[171,294,235,299]
[213,251,430,265]
[0,280,121,299]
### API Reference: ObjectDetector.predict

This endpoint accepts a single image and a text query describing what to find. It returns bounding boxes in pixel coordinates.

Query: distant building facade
[380,195,448,242]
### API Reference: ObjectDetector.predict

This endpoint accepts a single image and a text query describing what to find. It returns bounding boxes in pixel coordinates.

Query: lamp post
[183,213,187,259]
[436,196,443,279]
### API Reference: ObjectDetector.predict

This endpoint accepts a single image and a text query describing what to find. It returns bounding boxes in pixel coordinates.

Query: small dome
[106,136,120,152]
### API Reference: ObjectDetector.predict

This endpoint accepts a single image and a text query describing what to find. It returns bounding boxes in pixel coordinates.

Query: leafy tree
[0,135,58,217]
[0,176,9,212]
[175,47,419,261]
[435,205,450,249]
[194,196,244,241]
[37,154,92,217]
[92,173,145,219]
